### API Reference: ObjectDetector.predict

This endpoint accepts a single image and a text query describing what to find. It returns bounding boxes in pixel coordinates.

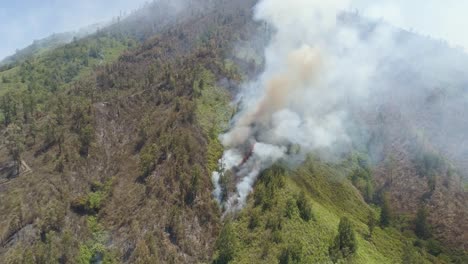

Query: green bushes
[71,180,112,215]
[77,216,116,264]
[71,193,104,215]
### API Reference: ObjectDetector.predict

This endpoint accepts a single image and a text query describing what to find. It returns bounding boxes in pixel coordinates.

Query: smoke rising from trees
[213,0,468,212]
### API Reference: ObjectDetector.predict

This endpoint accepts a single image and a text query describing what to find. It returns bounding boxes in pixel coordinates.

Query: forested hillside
[0,0,466,263]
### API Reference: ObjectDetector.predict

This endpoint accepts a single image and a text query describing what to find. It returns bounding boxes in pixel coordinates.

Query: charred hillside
[0,0,260,262]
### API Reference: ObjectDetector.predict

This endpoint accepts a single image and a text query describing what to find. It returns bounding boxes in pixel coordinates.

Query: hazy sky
[0,0,148,60]
[1,0,467,61]
[351,0,468,51]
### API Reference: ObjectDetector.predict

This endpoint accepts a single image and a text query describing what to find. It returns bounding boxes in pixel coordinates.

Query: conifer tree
[380,193,392,227]
[415,206,431,239]
[329,217,357,262]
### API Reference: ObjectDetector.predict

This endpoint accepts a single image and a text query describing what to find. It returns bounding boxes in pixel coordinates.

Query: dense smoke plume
[213,0,468,212]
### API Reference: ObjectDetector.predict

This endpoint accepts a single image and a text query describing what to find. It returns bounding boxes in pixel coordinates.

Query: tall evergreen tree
[329,217,358,263]
[414,206,431,239]
[214,222,238,264]
[380,193,392,227]
[5,124,24,176]
[367,211,376,239]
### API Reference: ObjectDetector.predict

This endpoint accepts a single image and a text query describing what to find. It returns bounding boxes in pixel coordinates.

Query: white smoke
[212,0,468,212]
[213,0,360,212]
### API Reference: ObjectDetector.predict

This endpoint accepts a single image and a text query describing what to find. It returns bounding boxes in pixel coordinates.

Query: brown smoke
[222,45,323,148]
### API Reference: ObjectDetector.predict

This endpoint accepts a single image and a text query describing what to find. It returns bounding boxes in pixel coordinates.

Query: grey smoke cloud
[214,0,358,212]
[212,0,468,212]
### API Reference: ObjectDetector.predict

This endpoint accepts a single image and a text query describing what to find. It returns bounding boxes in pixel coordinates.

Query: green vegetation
[194,67,235,172]
[329,216,358,263]
[4,124,25,176]
[0,0,467,263]
[296,191,314,222]
[367,210,377,239]
[348,154,375,203]
[279,242,303,264]
[213,222,239,264]
[414,206,431,240]
[77,216,117,264]
[380,193,393,228]
[71,180,113,215]
[211,155,456,263]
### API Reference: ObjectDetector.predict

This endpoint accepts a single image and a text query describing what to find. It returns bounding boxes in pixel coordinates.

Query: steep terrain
[0,0,467,263]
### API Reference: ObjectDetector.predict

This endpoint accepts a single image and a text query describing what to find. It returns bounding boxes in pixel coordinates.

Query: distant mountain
[0,22,106,67]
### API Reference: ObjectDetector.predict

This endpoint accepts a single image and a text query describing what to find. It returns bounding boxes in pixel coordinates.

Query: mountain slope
[0,1,466,264]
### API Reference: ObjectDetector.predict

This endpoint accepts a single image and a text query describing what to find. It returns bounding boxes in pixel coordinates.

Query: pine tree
[380,193,392,227]
[296,191,314,221]
[329,217,357,262]
[367,211,376,239]
[414,206,431,239]
[214,222,238,264]
[5,124,25,176]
